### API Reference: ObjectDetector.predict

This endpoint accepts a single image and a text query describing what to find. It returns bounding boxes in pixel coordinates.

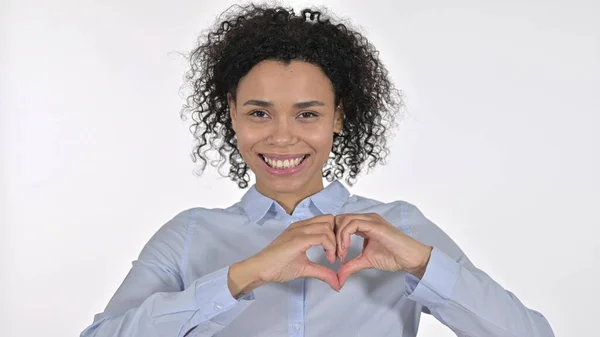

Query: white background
[2,0,599,336]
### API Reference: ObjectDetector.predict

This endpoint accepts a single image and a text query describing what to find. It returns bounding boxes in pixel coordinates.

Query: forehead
[236,60,335,105]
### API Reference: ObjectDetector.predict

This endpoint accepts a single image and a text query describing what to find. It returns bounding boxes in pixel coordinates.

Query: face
[229,59,343,198]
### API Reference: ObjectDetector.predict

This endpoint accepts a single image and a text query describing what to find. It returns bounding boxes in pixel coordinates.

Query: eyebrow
[242,99,325,109]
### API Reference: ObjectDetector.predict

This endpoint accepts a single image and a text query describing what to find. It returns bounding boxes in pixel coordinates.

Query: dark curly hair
[179,3,403,188]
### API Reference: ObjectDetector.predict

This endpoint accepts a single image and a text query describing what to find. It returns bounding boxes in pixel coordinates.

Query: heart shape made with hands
[307,212,431,289]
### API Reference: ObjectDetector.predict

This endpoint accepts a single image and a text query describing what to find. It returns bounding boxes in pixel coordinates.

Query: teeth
[263,155,306,169]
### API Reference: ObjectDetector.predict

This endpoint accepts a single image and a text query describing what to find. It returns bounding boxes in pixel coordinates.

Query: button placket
[288,279,305,336]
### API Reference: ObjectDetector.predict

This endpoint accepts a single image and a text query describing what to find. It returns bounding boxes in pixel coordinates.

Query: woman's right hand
[228,214,340,297]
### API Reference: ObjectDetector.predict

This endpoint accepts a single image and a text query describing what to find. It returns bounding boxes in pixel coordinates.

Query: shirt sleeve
[400,202,555,337]
[79,210,255,337]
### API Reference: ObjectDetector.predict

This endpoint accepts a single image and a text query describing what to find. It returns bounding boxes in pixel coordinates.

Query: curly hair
[179,3,403,188]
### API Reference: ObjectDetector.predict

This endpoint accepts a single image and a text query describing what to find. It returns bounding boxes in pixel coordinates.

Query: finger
[325,230,337,263]
[334,216,350,261]
[336,218,372,260]
[336,213,379,233]
[342,231,369,260]
[335,214,359,250]
[301,233,337,264]
[294,214,335,228]
[303,260,341,291]
[334,215,347,259]
[338,255,372,288]
[300,222,336,238]
[322,231,337,264]
[335,213,377,227]
[299,223,337,263]
[341,220,367,260]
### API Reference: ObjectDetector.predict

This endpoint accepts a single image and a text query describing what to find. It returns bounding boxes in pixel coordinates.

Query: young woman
[81,4,555,337]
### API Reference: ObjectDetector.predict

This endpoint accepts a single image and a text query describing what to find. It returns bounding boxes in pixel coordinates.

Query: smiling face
[229,59,343,200]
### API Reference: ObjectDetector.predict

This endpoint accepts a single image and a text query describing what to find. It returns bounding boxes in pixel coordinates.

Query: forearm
[82,266,254,337]
[406,247,555,337]
[440,262,553,336]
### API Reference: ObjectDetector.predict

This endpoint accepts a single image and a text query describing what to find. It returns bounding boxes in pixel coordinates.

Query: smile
[259,154,309,169]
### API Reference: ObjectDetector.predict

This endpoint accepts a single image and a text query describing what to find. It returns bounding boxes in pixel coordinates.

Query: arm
[80,210,255,337]
[402,203,555,337]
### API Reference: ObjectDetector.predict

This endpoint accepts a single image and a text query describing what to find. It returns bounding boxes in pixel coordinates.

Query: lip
[260,153,309,160]
[258,153,310,176]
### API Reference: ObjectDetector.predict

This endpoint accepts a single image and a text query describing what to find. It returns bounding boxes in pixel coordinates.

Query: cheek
[234,138,256,168]
[234,126,263,157]
[235,135,254,155]
[306,132,334,155]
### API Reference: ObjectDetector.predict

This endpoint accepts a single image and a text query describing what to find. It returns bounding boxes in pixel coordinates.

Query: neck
[255,177,324,215]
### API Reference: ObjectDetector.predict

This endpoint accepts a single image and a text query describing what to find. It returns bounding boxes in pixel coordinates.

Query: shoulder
[167,203,247,233]
[141,205,244,250]
[145,207,226,243]
[184,202,246,222]
[143,209,195,248]
[345,193,422,219]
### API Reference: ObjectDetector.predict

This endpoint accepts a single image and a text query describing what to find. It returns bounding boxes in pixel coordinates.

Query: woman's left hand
[334,213,433,288]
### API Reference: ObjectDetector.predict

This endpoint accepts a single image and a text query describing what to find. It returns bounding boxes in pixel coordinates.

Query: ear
[333,103,344,134]
[227,92,237,132]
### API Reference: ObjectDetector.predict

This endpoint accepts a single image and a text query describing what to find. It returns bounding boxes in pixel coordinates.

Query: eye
[249,110,268,118]
[298,111,318,119]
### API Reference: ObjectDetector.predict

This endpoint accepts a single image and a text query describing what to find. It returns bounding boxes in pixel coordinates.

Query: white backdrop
[2,0,599,336]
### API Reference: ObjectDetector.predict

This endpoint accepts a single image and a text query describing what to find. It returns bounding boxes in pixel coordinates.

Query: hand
[335,213,433,287]
[231,214,340,296]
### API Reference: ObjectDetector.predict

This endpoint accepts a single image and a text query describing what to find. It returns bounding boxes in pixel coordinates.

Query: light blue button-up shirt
[80,180,555,337]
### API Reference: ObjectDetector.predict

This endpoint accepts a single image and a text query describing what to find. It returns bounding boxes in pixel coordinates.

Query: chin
[258,175,308,193]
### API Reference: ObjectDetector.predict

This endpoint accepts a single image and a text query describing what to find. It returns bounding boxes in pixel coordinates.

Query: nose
[268,117,296,146]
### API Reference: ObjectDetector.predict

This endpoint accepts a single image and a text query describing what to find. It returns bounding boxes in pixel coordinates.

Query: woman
[81,4,555,337]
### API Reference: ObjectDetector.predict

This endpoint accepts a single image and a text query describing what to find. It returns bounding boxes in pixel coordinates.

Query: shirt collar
[310,180,350,216]
[240,180,350,224]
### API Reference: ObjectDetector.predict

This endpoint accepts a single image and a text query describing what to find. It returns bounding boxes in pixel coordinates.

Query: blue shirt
[80,180,555,337]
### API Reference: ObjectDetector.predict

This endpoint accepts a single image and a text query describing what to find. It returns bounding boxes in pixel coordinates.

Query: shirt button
[214,303,222,310]
[293,323,300,330]
[303,201,309,207]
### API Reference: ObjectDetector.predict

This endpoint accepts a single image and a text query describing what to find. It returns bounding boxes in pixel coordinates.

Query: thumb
[302,261,341,291]
[337,255,371,288]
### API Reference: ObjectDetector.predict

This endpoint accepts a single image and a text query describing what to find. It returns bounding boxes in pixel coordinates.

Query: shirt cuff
[403,246,460,309]
[195,265,255,325]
